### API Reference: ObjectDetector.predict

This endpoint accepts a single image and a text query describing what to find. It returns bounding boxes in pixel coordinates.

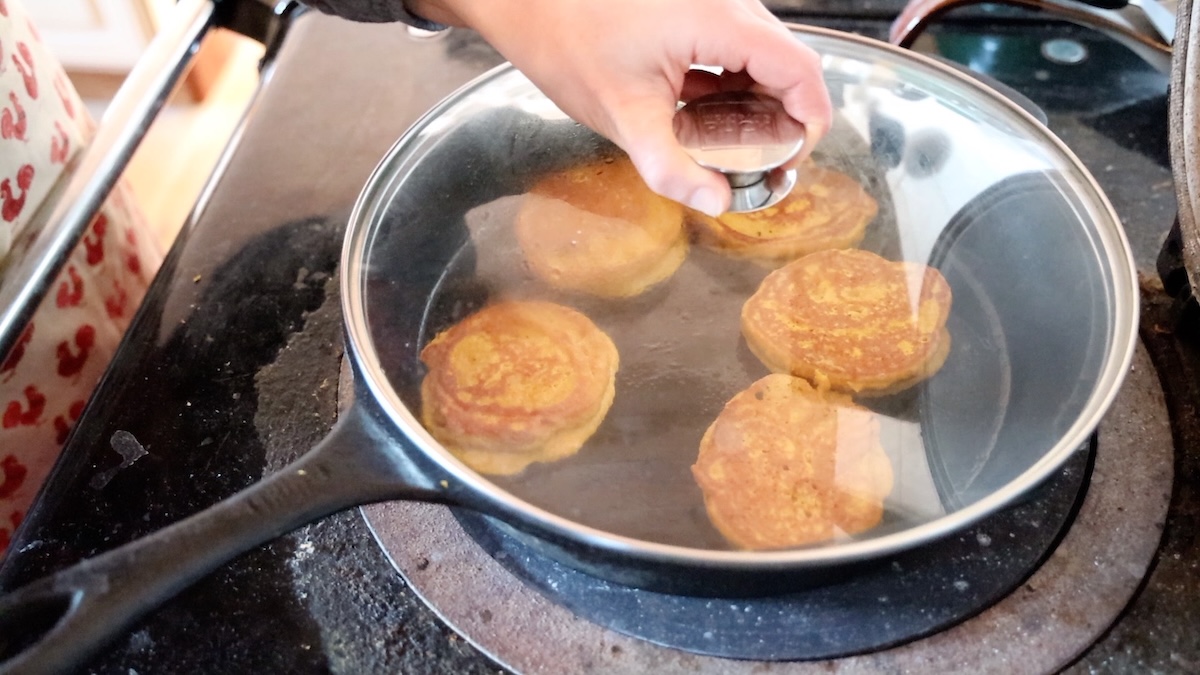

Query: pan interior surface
[344,27,1136,563]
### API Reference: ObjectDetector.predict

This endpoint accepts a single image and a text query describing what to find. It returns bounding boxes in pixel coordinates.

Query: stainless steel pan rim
[340,24,1139,569]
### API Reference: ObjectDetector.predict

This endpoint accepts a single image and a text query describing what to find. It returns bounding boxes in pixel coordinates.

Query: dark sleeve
[301,0,447,28]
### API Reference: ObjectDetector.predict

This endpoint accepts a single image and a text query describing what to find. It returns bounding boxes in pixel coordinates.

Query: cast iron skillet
[0,25,1137,674]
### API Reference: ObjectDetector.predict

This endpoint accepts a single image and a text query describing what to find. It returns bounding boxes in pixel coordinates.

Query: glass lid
[342,26,1137,560]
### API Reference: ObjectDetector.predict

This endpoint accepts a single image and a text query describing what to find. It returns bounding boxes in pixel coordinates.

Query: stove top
[1,3,1194,673]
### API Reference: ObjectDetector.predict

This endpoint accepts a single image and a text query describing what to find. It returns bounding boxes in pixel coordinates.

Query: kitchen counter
[1,4,1195,673]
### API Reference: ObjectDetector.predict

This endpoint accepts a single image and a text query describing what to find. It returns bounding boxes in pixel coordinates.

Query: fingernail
[688,187,723,218]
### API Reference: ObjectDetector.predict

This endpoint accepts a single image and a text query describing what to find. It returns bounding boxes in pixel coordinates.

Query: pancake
[741,248,952,396]
[516,155,688,297]
[420,300,619,475]
[691,374,893,550]
[687,161,876,265]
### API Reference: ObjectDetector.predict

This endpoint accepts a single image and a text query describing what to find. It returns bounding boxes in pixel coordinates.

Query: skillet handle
[0,403,443,675]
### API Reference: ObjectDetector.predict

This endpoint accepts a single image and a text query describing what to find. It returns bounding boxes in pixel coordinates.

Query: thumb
[613,103,732,218]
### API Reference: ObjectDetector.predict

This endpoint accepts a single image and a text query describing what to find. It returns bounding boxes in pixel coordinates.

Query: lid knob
[673,91,806,213]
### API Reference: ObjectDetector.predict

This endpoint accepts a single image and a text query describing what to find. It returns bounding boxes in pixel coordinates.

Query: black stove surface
[1,3,1193,673]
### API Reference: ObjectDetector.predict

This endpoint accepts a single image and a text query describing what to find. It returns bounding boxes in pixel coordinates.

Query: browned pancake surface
[691,374,893,550]
[688,162,876,265]
[516,155,687,297]
[420,301,618,475]
[742,248,952,395]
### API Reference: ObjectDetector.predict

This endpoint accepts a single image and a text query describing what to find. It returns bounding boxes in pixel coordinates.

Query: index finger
[745,30,833,155]
[692,17,833,156]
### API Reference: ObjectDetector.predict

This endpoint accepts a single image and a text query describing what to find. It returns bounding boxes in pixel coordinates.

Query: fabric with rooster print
[1,0,162,557]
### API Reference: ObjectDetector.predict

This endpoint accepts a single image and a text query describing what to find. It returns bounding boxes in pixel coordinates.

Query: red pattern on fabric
[1,0,165,559]
[105,278,128,319]
[1,162,33,222]
[55,265,83,308]
[49,119,68,164]
[0,455,27,499]
[0,510,21,553]
[2,385,44,428]
[53,71,74,119]
[55,324,95,378]
[53,399,85,445]
[84,213,107,264]
[12,41,36,99]
[1,90,25,140]
[0,322,32,382]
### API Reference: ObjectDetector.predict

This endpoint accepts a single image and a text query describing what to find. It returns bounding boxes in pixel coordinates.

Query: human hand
[408,0,833,217]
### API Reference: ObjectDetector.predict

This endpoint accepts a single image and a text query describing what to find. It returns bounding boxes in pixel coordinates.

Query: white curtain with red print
[1,0,162,556]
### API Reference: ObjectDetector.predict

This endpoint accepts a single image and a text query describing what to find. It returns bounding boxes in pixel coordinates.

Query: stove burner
[362,342,1171,672]
[446,444,1089,661]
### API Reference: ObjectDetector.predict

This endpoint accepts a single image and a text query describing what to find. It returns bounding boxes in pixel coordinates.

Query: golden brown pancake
[516,155,688,297]
[688,161,876,265]
[741,248,952,396]
[420,300,619,475]
[691,374,893,550]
